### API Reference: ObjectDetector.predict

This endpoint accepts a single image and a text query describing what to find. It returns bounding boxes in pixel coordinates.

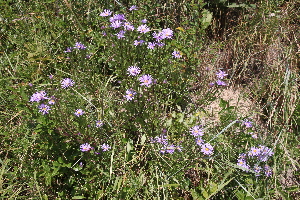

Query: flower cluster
[210,70,228,86]
[64,42,87,53]
[190,125,214,155]
[29,91,55,115]
[99,8,177,53]
[237,145,274,177]
[150,134,182,154]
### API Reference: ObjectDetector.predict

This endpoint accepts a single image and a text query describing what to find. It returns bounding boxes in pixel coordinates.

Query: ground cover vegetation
[0,0,299,199]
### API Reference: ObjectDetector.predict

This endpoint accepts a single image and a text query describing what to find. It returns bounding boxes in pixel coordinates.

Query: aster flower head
[161,28,173,39]
[110,14,126,22]
[123,22,134,31]
[237,158,250,172]
[101,143,111,151]
[216,70,228,79]
[264,165,272,177]
[139,74,153,87]
[216,79,227,86]
[137,24,150,34]
[141,19,147,23]
[133,40,145,46]
[80,143,92,152]
[129,5,138,11]
[48,97,56,105]
[125,89,137,101]
[153,32,164,41]
[38,104,51,115]
[61,78,75,89]
[196,137,204,146]
[201,143,214,155]
[75,109,84,117]
[242,119,253,128]
[147,42,156,49]
[165,144,176,154]
[30,91,49,102]
[190,125,204,137]
[172,50,182,58]
[127,66,141,76]
[110,20,123,29]
[64,47,72,53]
[100,9,112,17]
[258,145,274,162]
[74,42,86,50]
[248,147,261,157]
[152,134,168,145]
[96,120,104,128]
[253,164,262,176]
[116,30,126,39]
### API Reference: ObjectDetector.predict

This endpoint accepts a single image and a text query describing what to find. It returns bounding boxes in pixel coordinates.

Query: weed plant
[0,0,299,199]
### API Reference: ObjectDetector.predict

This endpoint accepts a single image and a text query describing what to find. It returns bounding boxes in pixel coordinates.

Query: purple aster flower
[172,50,182,58]
[153,32,164,41]
[152,134,168,145]
[264,165,272,177]
[258,145,274,162]
[101,143,111,151]
[216,70,228,79]
[161,28,173,39]
[239,153,247,159]
[147,42,156,49]
[123,22,134,31]
[48,97,56,105]
[100,9,112,17]
[201,143,214,155]
[133,40,145,46]
[110,20,122,29]
[74,109,84,117]
[74,42,86,50]
[61,78,75,89]
[28,83,33,87]
[216,79,227,86]
[80,143,92,152]
[110,14,126,22]
[242,119,253,128]
[156,42,165,47]
[237,159,250,172]
[129,5,138,11]
[125,89,137,101]
[137,24,150,34]
[64,47,72,53]
[190,125,204,137]
[116,30,126,39]
[127,66,141,76]
[248,147,261,157]
[30,91,49,102]
[141,19,147,23]
[253,164,262,176]
[38,104,51,115]
[96,120,103,128]
[139,74,153,87]
[196,137,204,146]
[165,144,176,154]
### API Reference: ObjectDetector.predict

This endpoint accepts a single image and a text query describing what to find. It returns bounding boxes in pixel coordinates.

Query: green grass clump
[0,0,299,199]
